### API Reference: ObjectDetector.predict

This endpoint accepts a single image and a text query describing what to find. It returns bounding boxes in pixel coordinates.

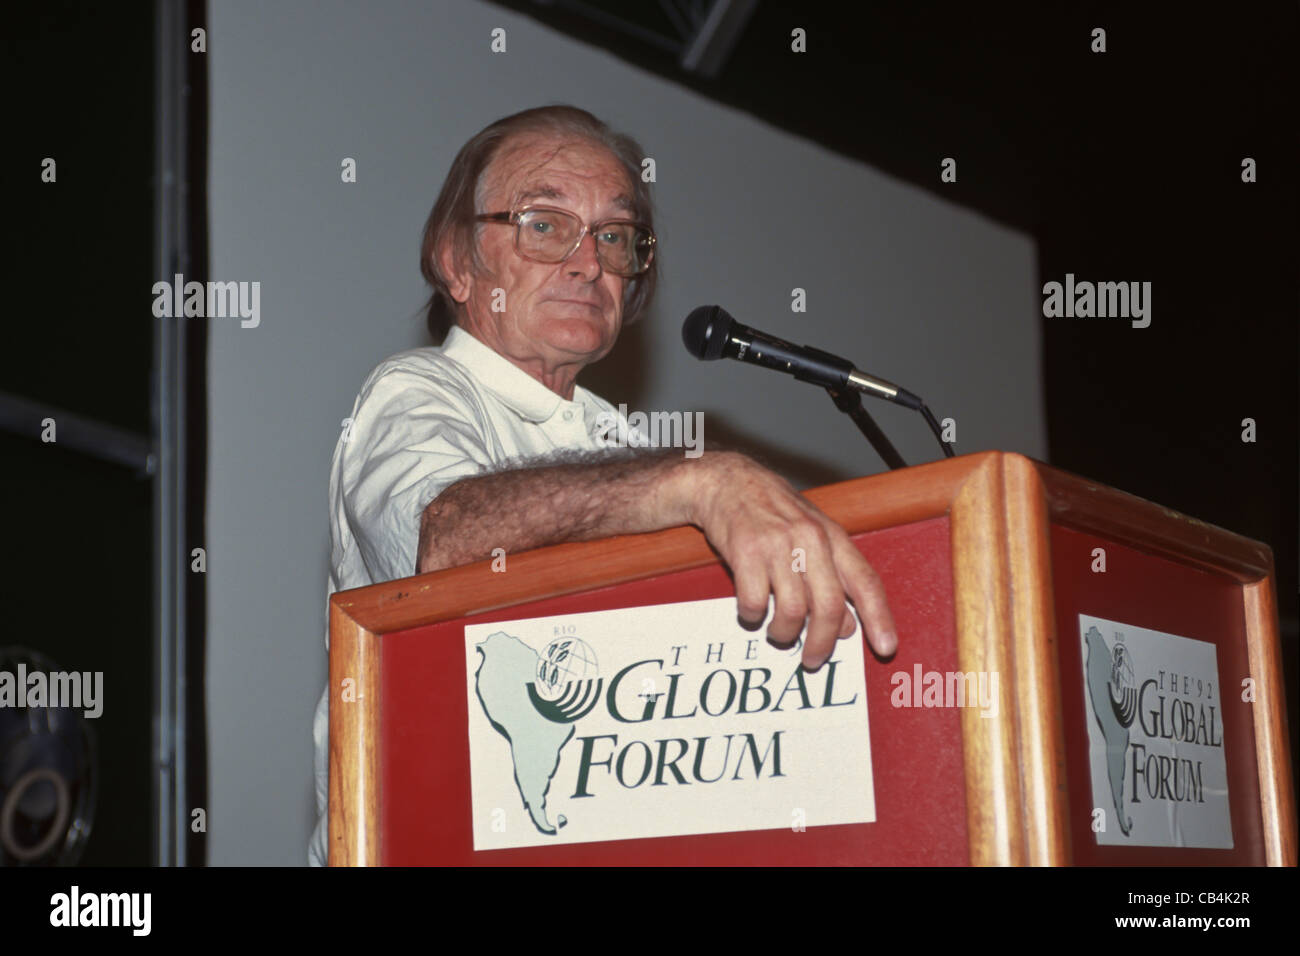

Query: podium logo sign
[464,597,875,851]
[1079,614,1232,848]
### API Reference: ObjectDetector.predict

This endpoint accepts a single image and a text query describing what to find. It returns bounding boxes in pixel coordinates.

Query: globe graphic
[535,637,599,701]
[1110,643,1135,691]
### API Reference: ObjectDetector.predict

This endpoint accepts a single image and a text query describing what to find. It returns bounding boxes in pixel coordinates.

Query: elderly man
[309,105,896,865]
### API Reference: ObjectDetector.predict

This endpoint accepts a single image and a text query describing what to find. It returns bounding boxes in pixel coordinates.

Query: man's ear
[435,238,472,304]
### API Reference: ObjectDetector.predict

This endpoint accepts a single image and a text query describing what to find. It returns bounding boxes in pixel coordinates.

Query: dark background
[5,2,1295,863]
[7,2,155,864]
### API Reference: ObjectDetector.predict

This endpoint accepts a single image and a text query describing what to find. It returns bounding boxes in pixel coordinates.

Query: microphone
[681,304,956,465]
[681,305,922,410]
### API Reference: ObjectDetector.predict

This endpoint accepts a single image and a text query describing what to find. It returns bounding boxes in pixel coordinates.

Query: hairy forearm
[416,448,721,574]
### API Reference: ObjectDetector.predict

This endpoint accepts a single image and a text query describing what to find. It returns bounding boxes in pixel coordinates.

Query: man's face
[448,133,636,383]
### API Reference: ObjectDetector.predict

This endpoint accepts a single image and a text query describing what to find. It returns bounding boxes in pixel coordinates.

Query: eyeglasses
[475,205,656,277]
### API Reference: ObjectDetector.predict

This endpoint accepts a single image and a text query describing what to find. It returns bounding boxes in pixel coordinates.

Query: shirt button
[562,409,574,422]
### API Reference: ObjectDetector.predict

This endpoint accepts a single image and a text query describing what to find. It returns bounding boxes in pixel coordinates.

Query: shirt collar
[442,325,586,423]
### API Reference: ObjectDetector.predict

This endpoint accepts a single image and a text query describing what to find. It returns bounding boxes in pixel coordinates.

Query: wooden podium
[327,451,1295,866]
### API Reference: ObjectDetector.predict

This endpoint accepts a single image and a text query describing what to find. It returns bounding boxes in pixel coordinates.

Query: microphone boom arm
[825,386,909,471]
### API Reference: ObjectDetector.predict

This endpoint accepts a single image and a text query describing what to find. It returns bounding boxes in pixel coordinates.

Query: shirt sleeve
[335,361,496,584]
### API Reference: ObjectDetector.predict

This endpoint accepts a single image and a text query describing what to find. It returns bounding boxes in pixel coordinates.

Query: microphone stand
[825,386,908,471]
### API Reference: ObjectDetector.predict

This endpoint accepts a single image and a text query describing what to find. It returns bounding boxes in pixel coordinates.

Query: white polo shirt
[309,324,630,866]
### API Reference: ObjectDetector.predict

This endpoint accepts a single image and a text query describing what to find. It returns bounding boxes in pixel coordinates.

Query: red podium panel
[1051,526,1264,865]
[379,517,967,865]
[329,452,1295,866]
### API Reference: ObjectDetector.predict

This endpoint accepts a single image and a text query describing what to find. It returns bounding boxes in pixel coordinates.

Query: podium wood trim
[1242,576,1294,865]
[328,600,380,866]
[328,451,1294,866]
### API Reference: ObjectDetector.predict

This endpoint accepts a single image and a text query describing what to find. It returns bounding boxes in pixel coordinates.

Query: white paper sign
[464,597,875,851]
[1079,614,1232,848]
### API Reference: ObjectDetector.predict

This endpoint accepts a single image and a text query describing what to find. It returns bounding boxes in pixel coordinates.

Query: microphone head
[681,305,734,361]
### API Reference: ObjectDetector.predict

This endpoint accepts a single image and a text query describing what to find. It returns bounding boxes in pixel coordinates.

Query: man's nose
[565,232,602,279]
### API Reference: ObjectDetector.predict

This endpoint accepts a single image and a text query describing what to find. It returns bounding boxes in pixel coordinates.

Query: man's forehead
[514,182,633,212]
[487,135,634,210]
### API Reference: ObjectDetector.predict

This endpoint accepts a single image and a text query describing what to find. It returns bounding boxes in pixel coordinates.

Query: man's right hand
[417,447,898,671]
[674,451,897,671]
